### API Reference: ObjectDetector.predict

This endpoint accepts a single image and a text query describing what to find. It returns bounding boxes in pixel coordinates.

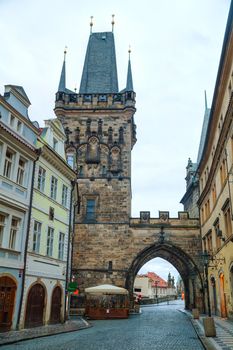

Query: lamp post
[154,280,158,304]
[202,250,211,317]
[201,250,216,337]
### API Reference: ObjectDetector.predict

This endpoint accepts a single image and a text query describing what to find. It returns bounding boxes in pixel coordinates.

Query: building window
[17,120,22,133]
[0,214,6,247]
[53,138,58,151]
[214,222,221,250]
[47,227,54,256]
[49,207,54,221]
[33,221,41,253]
[9,217,20,250]
[17,157,26,186]
[10,115,15,127]
[86,199,96,221]
[224,207,232,238]
[67,154,74,169]
[3,148,14,179]
[50,176,58,200]
[206,231,213,253]
[62,185,68,207]
[58,232,65,260]
[220,160,227,186]
[212,183,217,205]
[37,166,46,192]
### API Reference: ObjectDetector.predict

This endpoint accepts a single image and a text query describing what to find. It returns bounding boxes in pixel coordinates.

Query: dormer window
[53,138,58,151]
[17,120,22,133]
[10,115,15,127]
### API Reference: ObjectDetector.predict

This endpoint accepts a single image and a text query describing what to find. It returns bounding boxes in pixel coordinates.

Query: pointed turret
[58,49,67,92]
[79,32,119,94]
[196,91,211,164]
[126,48,134,91]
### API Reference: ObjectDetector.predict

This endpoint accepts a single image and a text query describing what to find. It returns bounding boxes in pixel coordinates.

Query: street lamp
[202,250,211,317]
[154,280,158,304]
[201,250,216,337]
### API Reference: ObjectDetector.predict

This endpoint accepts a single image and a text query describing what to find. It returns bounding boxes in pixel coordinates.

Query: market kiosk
[85,284,129,319]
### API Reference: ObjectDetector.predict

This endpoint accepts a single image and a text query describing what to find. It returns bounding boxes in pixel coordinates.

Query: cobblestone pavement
[190,312,233,350]
[1,300,204,350]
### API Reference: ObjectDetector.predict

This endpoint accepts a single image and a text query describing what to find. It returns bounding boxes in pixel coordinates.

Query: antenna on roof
[90,16,93,34]
[111,14,115,32]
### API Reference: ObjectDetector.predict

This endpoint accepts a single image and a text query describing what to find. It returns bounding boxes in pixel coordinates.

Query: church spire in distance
[58,47,67,92]
[126,46,134,91]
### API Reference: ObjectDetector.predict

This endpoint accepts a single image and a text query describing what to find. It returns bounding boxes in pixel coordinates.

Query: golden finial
[90,16,93,34]
[64,46,67,60]
[111,14,115,32]
[128,45,131,59]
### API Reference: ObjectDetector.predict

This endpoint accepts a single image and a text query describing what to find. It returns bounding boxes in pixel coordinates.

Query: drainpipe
[64,179,76,321]
[17,148,41,329]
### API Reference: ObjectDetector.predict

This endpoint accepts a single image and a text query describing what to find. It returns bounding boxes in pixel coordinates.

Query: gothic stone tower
[54,31,137,292]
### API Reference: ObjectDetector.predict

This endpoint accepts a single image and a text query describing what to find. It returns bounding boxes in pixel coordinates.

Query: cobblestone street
[2,300,204,350]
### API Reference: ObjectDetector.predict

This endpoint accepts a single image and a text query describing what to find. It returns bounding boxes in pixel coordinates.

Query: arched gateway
[54,27,205,312]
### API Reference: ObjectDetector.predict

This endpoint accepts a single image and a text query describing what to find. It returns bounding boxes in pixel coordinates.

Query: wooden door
[0,276,16,332]
[219,273,227,318]
[50,286,62,324]
[25,284,45,328]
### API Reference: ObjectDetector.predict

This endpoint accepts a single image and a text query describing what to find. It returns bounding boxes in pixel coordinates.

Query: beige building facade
[197,3,233,319]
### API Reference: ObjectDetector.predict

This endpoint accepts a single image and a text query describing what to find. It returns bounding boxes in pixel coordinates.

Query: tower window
[86,199,96,221]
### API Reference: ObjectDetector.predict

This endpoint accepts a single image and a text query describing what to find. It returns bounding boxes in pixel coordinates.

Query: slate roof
[79,32,119,93]
[126,58,133,91]
[196,106,211,164]
[58,60,66,92]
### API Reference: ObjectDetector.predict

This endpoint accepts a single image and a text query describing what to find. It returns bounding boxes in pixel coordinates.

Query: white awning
[85,284,128,295]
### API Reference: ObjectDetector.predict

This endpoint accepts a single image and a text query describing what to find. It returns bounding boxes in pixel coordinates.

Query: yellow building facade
[198,4,233,319]
[19,118,76,329]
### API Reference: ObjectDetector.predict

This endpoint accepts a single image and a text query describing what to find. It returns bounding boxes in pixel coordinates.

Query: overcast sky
[0,0,231,282]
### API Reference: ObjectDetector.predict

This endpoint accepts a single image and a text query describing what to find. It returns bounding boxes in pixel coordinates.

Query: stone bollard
[203,317,216,337]
[192,308,199,319]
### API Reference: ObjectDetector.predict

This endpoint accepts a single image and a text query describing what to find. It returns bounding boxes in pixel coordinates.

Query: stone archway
[125,242,204,311]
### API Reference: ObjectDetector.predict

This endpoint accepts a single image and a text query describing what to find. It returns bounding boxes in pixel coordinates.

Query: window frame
[46,227,54,257]
[37,166,46,192]
[58,232,65,260]
[62,185,68,207]
[32,220,42,253]
[50,176,58,200]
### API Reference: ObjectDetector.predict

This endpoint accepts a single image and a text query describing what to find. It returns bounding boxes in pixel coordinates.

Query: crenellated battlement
[55,91,136,110]
[130,210,200,227]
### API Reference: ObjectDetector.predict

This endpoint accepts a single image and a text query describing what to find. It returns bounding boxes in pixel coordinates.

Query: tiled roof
[138,272,168,288]
[79,32,119,93]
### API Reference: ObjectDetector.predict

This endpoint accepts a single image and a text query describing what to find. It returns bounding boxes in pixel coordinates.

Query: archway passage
[0,276,17,332]
[50,286,62,324]
[25,284,45,328]
[125,242,204,311]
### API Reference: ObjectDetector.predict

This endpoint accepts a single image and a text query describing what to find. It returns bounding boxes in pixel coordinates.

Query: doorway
[25,284,45,328]
[50,286,62,324]
[0,276,16,332]
[219,273,227,318]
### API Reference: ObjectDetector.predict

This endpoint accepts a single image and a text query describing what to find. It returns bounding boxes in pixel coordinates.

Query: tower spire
[90,16,93,34]
[126,46,133,91]
[58,47,67,92]
[111,14,115,32]
[204,90,208,110]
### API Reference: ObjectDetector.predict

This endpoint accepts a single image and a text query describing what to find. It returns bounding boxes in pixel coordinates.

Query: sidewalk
[180,309,233,350]
[0,317,91,346]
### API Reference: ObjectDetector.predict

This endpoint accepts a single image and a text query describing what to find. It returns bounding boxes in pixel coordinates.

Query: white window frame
[9,114,15,128]
[47,227,54,256]
[9,217,20,250]
[50,176,58,200]
[0,213,6,247]
[62,185,68,207]
[32,221,41,253]
[53,138,58,151]
[58,232,65,260]
[17,120,22,133]
[3,148,15,179]
[37,166,46,192]
[66,154,74,169]
[17,157,27,186]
